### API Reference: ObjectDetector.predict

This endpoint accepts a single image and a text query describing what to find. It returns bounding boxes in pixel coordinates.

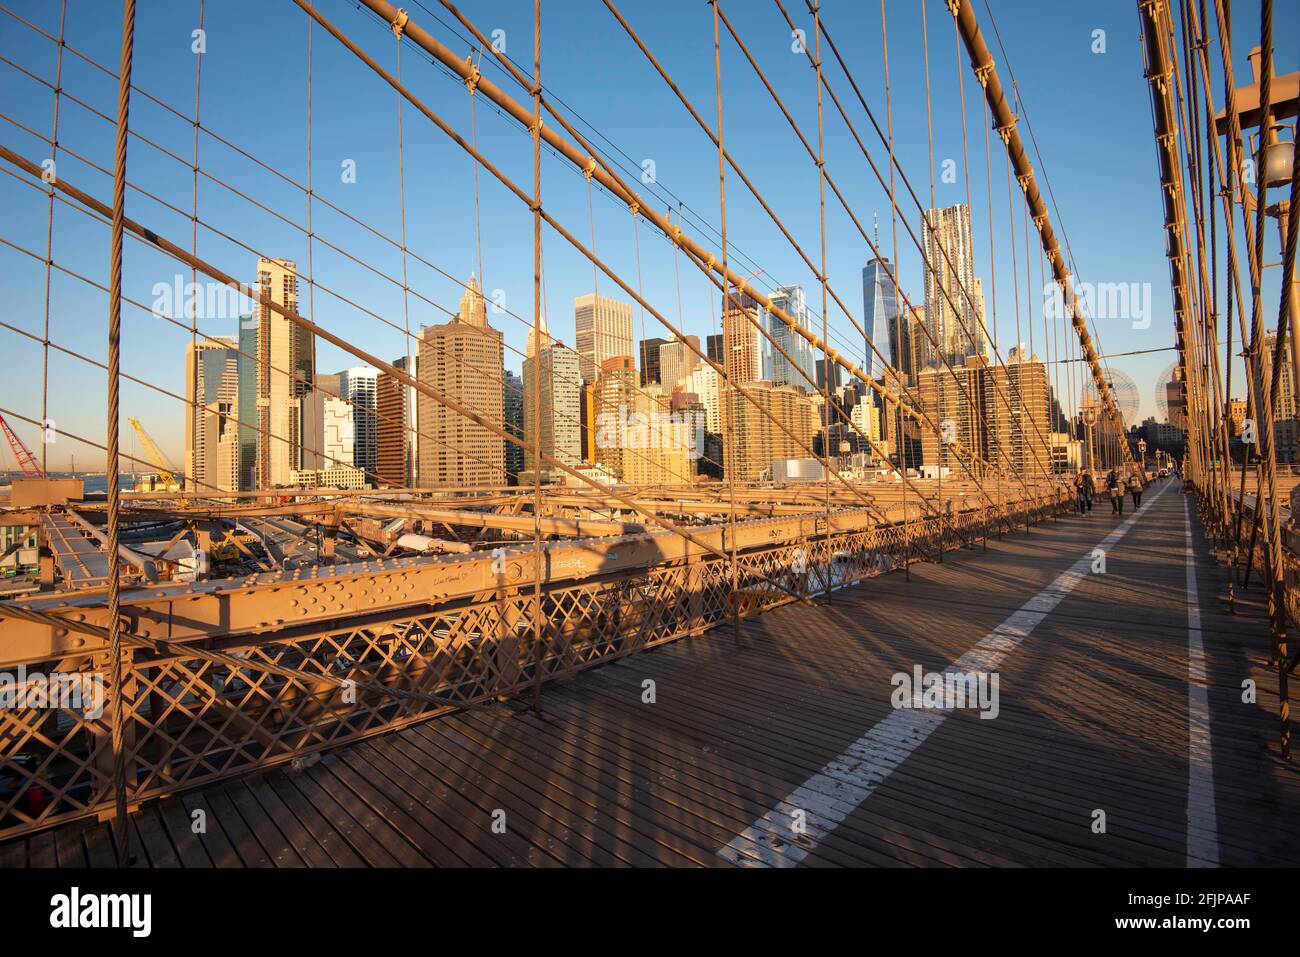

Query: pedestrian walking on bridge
[1128,471,1144,509]
[1106,469,1124,515]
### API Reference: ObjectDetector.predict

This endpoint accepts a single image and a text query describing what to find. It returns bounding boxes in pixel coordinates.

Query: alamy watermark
[1043,273,1152,330]
[594,405,705,460]
[890,664,1000,719]
[152,275,254,322]
[0,666,104,719]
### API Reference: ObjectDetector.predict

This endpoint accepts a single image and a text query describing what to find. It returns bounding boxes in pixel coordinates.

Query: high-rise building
[922,204,985,368]
[503,370,524,483]
[658,335,701,390]
[184,337,240,492]
[593,355,639,480]
[905,304,928,376]
[1262,328,1297,420]
[417,279,506,487]
[706,334,725,365]
[917,349,1051,475]
[639,337,667,387]
[917,357,987,473]
[459,274,488,328]
[237,315,258,490]
[321,380,355,471]
[253,257,313,487]
[376,356,417,488]
[862,258,901,379]
[723,290,763,386]
[300,372,354,474]
[593,356,693,485]
[574,293,634,384]
[724,381,816,481]
[816,357,843,393]
[684,364,721,434]
[765,286,816,389]
[523,344,582,482]
[1228,397,1247,437]
[985,347,1051,475]
[339,366,379,481]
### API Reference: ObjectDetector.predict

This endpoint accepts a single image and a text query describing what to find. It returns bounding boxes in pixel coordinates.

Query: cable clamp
[390,8,409,38]
[944,0,960,17]
[465,57,481,94]
[974,62,994,88]
[704,253,716,272]
[628,200,640,217]
[582,158,596,181]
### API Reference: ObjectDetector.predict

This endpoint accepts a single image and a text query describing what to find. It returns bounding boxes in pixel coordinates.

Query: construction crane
[127,418,182,493]
[0,414,45,478]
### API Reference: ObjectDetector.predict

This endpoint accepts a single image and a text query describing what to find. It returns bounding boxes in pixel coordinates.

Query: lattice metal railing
[0,487,1068,839]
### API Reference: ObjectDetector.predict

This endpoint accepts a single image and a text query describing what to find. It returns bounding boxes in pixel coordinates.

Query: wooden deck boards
[5,479,1299,867]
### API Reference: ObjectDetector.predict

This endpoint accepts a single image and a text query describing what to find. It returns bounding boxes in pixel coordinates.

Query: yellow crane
[127,418,183,493]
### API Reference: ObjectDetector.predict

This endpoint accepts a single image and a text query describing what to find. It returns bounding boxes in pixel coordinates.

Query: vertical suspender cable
[106,0,136,869]
[813,0,832,598]
[531,0,546,711]
[711,0,742,643]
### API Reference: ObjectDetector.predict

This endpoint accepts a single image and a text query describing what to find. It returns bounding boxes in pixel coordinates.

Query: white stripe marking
[718,480,1172,867]
[1183,494,1220,867]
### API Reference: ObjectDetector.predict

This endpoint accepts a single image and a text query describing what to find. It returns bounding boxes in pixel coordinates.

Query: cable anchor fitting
[390,8,409,38]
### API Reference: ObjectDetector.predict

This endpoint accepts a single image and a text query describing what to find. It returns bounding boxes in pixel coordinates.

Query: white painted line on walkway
[1183,494,1220,867]
[717,480,1172,867]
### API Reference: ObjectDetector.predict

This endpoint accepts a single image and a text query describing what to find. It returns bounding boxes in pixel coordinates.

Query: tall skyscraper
[917,357,987,472]
[184,337,240,492]
[723,290,763,385]
[723,381,816,480]
[523,345,582,482]
[376,356,417,488]
[339,366,379,480]
[658,335,701,390]
[706,334,725,365]
[254,257,313,487]
[237,315,259,490]
[922,204,985,367]
[320,374,355,470]
[574,293,634,384]
[503,370,524,483]
[594,356,692,485]
[816,357,843,392]
[916,349,1051,475]
[459,274,488,327]
[417,278,506,487]
[986,347,1051,475]
[684,364,721,434]
[862,258,901,379]
[1262,328,1297,419]
[639,337,667,386]
[765,286,816,389]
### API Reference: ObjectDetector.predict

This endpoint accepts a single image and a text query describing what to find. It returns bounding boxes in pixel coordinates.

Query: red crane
[0,414,45,479]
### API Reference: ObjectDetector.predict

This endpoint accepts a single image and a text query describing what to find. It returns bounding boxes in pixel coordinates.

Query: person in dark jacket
[1106,468,1124,515]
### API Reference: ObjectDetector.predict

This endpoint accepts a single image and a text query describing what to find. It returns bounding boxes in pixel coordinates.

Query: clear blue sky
[0,0,1296,470]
